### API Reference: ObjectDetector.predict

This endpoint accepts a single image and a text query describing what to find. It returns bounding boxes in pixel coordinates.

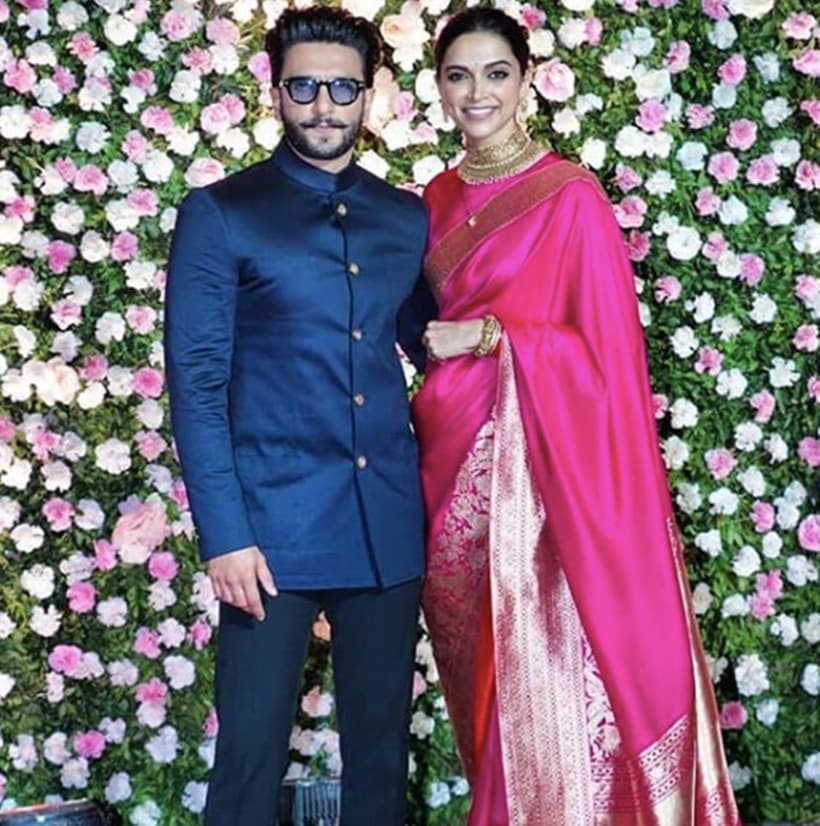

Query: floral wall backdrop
[0,0,817,823]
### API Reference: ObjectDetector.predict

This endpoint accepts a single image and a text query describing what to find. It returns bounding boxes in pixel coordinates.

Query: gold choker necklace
[458,127,547,184]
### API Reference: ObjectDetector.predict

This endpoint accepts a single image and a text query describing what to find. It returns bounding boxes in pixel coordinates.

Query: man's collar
[272,140,359,193]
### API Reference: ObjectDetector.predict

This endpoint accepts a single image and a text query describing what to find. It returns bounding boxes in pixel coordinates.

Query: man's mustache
[300,118,348,129]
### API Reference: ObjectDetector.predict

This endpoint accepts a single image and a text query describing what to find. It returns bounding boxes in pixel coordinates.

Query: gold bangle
[473,314,502,357]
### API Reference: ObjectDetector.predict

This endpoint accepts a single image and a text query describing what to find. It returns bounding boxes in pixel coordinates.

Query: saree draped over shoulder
[412,153,740,826]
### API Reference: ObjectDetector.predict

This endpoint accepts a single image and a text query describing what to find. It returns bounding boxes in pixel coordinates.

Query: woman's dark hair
[266,6,383,87]
[434,7,530,77]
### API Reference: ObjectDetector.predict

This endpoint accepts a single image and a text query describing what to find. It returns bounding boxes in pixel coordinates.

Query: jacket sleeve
[397,202,437,372]
[163,187,258,561]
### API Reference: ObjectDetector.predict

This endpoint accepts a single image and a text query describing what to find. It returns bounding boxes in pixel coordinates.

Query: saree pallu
[413,154,740,826]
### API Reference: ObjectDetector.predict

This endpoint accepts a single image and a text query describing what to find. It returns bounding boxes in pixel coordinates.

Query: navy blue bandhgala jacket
[164,141,435,589]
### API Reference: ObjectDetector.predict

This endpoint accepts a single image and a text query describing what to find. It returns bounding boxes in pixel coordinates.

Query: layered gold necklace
[457,126,547,185]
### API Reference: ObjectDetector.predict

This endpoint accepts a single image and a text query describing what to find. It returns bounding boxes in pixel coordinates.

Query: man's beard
[282,112,363,162]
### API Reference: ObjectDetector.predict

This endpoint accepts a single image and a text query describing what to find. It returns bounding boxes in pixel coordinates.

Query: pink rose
[111,232,140,263]
[49,644,83,676]
[412,670,427,701]
[203,708,219,738]
[751,501,776,533]
[702,0,730,22]
[67,582,97,614]
[0,419,15,442]
[136,677,168,704]
[718,54,746,86]
[185,158,226,187]
[393,91,417,121]
[749,592,775,621]
[134,627,162,659]
[702,232,730,262]
[613,195,647,229]
[31,428,59,460]
[94,539,117,571]
[654,276,682,303]
[797,514,820,552]
[739,253,765,286]
[81,354,108,382]
[135,430,166,461]
[140,106,175,136]
[694,347,723,376]
[0,1,8,23]
[707,151,740,184]
[112,499,169,565]
[795,275,819,302]
[74,164,110,195]
[206,18,240,45]
[798,436,820,468]
[794,49,820,77]
[3,59,37,95]
[199,102,231,135]
[686,104,715,130]
[54,158,77,182]
[793,324,818,353]
[248,52,271,85]
[626,230,651,262]
[220,93,246,125]
[171,479,189,510]
[50,299,83,331]
[127,190,159,217]
[809,376,820,404]
[704,447,736,479]
[584,18,603,46]
[800,99,820,126]
[126,305,158,335]
[68,32,98,64]
[148,551,179,582]
[53,66,77,95]
[533,59,576,102]
[695,187,721,217]
[750,390,776,423]
[726,119,757,151]
[782,11,817,40]
[636,99,667,133]
[719,701,748,730]
[121,130,151,164]
[129,68,156,92]
[74,730,106,760]
[520,4,546,29]
[756,570,783,601]
[183,48,213,74]
[746,155,779,186]
[614,164,643,193]
[47,241,77,275]
[42,497,75,532]
[188,618,213,650]
[652,394,669,419]
[133,367,164,399]
[161,9,197,42]
[665,41,691,73]
[795,160,820,191]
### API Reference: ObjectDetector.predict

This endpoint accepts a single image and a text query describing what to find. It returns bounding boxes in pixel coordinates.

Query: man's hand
[422,319,484,361]
[208,546,277,621]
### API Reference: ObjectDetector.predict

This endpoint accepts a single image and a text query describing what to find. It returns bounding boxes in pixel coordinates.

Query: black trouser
[203,578,421,826]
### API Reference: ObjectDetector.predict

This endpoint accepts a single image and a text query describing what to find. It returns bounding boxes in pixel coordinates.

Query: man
[164,7,435,825]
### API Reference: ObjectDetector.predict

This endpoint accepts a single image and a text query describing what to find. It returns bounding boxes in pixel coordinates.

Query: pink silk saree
[412,153,740,826]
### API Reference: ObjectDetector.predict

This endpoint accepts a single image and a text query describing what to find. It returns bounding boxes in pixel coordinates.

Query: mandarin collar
[272,140,359,194]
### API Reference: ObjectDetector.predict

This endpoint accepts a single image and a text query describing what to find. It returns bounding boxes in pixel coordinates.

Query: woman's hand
[422,319,484,361]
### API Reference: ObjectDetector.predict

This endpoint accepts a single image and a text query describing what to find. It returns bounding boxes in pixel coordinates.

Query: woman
[413,8,741,825]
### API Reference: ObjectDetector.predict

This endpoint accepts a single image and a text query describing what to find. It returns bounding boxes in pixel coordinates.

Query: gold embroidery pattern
[424,162,602,297]
[421,418,494,781]
[491,341,594,825]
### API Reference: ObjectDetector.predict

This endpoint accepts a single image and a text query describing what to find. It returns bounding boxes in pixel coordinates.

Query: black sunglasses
[280,76,366,106]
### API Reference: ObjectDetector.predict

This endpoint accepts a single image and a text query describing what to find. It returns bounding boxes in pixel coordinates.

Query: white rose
[691,583,713,615]
[57,1,89,30]
[728,0,774,19]
[709,487,739,515]
[770,138,801,166]
[802,614,820,644]
[729,763,753,791]
[711,315,743,340]
[732,546,761,577]
[0,672,15,701]
[801,664,820,695]
[52,202,85,236]
[792,219,820,254]
[251,118,280,152]
[709,20,738,50]
[105,772,133,804]
[669,398,698,429]
[579,138,607,170]
[771,614,800,646]
[20,563,56,600]
[0,215,24,246]
[552,107,581,136]
[753,52,779,82]
[30,605,63,637]
[716,368,748,399]
[718,195,749,226]
[645,131,673,159]
[735,654,770,696]
[614,125,647,158]
[734,422,763,452]
[414,69,438,104]
[749,294,778,325]
[75,121,110,153]
[382,119,414,152]
[721,594,749,618]
[412,155,445,187]
[104,13,137,45]
[561,0,594,9]
[662,435,689,470]
[761,532,782,559]
[107,160,138,192]
[0,106,32,140]
[142,150,174,184]
[695,529,722,557]
[211,44,240,75]
[762,97,791,128]
[755,698,779,726]
[645,170,675,197]
[633,66,672,101]
[601,48,636,81]
[94,438,131,475]
[558,19,587,50]
[670,325,699,358]
[148,580,177,611]
[11,523,45,553]
[690,292,716,323]
[357,149,390,180]
[61,757,90,789]
[765,197,795,227]
[529,28,555,59]
[667,226,701,261]
[138,32,166,62]
[169,69,201,104]
[146,726,180,764]
[712,82,737,109]
[737,467,766,497]
[768,357,799,388]
[801,754,820,785]
[164,655,196,690]
[35,79,63,108]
